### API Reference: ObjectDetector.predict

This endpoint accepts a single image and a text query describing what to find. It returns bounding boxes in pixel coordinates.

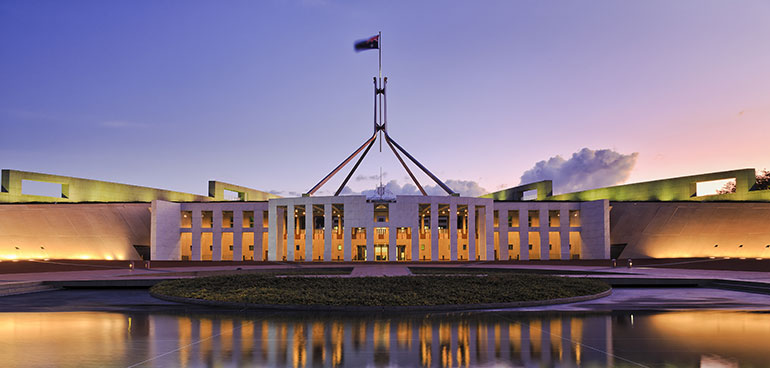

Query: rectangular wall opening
[352,227,366,261]
[201,211,213,228]
[528,210,540,227]
[223,189,243,201]
[221,232,233,260]
[21,180,63,198]
[549,231,561,259]
[507,210,519,227]
[242,211,254,228]
[696,178,736,196]
[507,231,520,260]
[222,211,233,228]
[569,210,581,227]
[528,231,541,260]
[242,232,254,261]
[521,189,537,201]
[548,210,560,227]
[181,233,192,261]
[181,211,192,228]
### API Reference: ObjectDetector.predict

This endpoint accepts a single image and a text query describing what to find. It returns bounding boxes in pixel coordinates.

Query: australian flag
[354,35,379,52]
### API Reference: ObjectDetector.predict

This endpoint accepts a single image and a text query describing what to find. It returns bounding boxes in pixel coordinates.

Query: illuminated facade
[1,168,769,261]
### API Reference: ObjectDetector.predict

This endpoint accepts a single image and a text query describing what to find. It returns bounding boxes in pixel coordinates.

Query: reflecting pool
[2,309,770,367]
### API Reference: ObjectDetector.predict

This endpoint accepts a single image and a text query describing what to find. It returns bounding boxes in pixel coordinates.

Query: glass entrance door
[374,244,388,261]
[397,245,406,261]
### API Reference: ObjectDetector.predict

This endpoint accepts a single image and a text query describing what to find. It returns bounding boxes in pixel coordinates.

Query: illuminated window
[222,211,233,228]
[248,245,254,251]
[243,211,254,228]
[337,245,342,251]
[569,210,581,227]
[202,211,213,228]
[181,211,192,228]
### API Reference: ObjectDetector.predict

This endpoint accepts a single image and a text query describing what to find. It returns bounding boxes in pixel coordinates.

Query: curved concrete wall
[0,203,150,260]
[611,202,770,259]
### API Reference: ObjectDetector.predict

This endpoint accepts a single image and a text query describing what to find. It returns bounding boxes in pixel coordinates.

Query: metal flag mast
[304,32,457,197]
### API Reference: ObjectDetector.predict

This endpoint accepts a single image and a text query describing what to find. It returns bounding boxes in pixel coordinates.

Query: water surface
[2,308,769,367]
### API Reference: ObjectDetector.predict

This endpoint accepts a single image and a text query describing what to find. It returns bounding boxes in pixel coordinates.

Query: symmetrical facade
[1,167,769,262]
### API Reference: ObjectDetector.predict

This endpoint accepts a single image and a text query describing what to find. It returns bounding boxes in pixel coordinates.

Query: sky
[1,0,769,197]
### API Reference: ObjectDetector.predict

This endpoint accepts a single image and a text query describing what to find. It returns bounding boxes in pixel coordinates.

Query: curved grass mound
[150,274,610,308]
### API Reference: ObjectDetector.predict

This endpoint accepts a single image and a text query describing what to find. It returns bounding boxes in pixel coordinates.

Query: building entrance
[397,245,406,261]
[355,245,367,261]
[375,244,388,261]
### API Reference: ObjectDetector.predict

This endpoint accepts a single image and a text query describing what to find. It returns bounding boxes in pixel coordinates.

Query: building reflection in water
[2,310,770,367]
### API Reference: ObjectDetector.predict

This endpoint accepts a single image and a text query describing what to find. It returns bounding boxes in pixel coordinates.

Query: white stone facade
[151,196,610,261]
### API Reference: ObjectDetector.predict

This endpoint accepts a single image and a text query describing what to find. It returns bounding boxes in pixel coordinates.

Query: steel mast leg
[385,133,458,196]
[305,133,377,196]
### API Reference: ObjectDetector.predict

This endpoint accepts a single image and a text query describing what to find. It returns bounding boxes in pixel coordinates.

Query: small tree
[756,169,770,190]
[716,169,770,194]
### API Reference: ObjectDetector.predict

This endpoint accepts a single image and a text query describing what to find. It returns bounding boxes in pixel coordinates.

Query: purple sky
[1,1,769,197]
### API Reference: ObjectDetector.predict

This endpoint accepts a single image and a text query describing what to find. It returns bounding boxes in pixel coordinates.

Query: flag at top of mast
[354,34,380,51]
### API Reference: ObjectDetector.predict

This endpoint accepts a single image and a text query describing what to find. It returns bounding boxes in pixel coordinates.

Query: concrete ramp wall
[0,203,150,261]
[611,202,770,259]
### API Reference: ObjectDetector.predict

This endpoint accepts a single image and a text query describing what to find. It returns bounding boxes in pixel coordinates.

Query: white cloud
[520,148,638,194]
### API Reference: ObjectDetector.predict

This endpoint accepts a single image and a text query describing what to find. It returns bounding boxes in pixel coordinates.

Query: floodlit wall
[0,203,149,261]
[611,202,770,259]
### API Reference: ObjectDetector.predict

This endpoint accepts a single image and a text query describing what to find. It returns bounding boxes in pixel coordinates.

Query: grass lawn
[150,273,610,307]
[408,267,621,275]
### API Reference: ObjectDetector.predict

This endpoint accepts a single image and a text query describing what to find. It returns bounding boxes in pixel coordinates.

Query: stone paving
[2,260,770,285]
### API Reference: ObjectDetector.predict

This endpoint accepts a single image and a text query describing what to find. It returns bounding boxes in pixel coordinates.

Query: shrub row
[150,273,610,307]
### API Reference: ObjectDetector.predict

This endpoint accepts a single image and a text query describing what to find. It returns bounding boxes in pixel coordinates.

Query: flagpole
[378,31,382,152]
[378,31,382,80]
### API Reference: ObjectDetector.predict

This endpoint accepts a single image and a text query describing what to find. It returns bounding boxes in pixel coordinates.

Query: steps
[0,281,60,297]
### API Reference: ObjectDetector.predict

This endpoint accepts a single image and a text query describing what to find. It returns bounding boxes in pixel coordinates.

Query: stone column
[366,226,374,261]
[430,202,439,261]
[305,203,314,262]
[468,204,476,261]
[212,210,223,261]
[539,209,549,260]
[411,211,420,261]
[344,209,352,261]
[268,203,277,261]
[388,225,397,261]
[519,209,529,261]
[499,209,509,260]
[450,202,458,261]
[232,210,243,261]
[324,203,332,261]
[485,205,494,261]
[560,208,571,260]
[192,208,202,261]
[287,204,295,261]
